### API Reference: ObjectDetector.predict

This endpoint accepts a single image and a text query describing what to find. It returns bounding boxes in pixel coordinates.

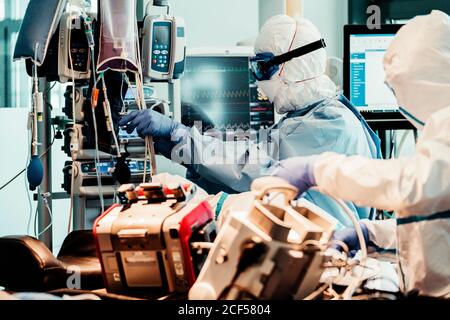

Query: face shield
[250,39,326,81]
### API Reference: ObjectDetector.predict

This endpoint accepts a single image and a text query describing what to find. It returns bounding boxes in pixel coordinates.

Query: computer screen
[349,34,398,111]
[181,55,274,131]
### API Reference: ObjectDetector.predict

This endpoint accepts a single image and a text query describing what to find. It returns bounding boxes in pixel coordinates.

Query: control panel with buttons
[142,15,186,80]
[58,12,91,83]
[151,21,172,73]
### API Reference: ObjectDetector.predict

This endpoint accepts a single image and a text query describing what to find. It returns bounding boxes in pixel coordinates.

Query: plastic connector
[82,15,95,49]
[92,88,99,108]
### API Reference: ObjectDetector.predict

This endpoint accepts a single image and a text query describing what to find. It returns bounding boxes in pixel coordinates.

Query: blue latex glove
[267,156,318,195]
[118,109,188,142]
[331,222,370,257]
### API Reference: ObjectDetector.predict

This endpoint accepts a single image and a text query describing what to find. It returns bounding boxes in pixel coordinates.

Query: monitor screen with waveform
[181,56,274,131]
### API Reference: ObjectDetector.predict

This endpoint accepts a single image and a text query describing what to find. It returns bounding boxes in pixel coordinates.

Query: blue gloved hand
[331,222,370,257]
[118,109,188,142]
[267,155,318,195]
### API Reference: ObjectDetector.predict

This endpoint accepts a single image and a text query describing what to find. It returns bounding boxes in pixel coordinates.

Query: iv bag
[97,0,139,72]
[13,0,67,65]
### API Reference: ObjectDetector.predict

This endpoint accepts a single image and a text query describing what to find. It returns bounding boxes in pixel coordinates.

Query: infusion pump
[142,15,186,81]
[58,11,92,83]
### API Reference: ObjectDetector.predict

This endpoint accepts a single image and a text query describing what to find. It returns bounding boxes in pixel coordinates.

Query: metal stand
[73,197,115,230]
[37,78,53,248]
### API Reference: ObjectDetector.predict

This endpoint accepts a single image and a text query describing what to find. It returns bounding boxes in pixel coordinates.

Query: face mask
[257,77,284,103]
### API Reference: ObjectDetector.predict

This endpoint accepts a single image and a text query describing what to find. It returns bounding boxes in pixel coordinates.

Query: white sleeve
[363,219,397,250]
[314,107,450,218]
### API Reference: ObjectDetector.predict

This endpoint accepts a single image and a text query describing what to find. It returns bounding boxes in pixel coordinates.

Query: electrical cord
[45,82,57,95]
[0,43,39,191]
[0,110,56,191]
[1,120,54,235]
[0,168,27,191]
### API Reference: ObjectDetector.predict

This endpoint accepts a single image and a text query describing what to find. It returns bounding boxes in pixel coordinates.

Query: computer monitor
[343,25,415,130]
[180,48,274,132]
[344,25,403,111]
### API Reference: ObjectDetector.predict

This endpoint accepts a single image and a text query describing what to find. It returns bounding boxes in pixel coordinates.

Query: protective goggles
[250,39,327,81]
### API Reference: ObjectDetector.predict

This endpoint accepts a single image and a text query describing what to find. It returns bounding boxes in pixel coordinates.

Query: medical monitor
[180,47,274,132]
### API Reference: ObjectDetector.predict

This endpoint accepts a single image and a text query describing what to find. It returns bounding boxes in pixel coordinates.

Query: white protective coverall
[313,10,450,297]
[180,16,379,228]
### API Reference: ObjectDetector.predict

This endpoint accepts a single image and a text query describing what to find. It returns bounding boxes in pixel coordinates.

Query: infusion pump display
[151,22,171,73]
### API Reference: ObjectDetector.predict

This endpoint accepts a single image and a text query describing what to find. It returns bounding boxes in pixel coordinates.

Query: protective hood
[254,15,336,114]
[384,10,450,129]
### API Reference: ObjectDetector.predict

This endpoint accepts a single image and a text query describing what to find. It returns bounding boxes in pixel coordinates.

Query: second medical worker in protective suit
[120,15,380,227]
[270,11,450,298]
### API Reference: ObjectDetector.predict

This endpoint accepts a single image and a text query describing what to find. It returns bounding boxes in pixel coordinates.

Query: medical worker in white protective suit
[270,11,450,298]
[120,15,380,228]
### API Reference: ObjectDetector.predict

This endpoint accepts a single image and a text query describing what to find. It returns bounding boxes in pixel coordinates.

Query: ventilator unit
[189,177,337,300]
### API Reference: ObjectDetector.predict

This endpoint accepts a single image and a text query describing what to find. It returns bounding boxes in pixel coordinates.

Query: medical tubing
[90,101,105,213]
[395,130,410,158]
[136,79,155,177]
[314,187,367,300]
[68,6,76,233]
[315,188,368,263]
[122,74,149,182]
[83,12,105,214]
[25,129,33,235]
[100,75,121,156]
[36,190,53,238]
[32,43,40,157]
[143,137,149,183]
[135,20,157,172]
[68,164,75,233]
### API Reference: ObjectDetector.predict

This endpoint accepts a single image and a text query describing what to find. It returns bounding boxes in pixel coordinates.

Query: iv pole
[36,77,53,249]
